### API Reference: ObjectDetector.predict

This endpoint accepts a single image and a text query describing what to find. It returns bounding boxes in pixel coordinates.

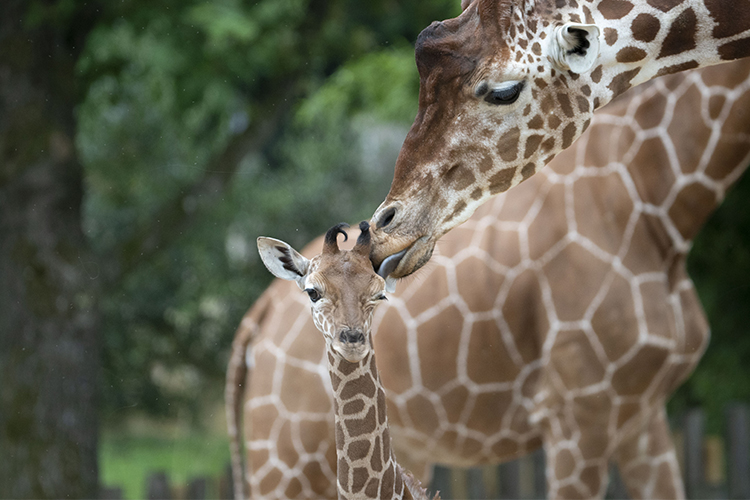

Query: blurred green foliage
[73,0,460,423]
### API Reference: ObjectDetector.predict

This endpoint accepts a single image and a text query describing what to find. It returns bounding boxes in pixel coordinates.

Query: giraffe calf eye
[374,293,387,301]
[305,288,322,302]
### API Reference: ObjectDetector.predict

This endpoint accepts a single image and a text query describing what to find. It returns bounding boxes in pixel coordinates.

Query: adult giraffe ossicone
[256,222,438,500]
[369,0,750,281]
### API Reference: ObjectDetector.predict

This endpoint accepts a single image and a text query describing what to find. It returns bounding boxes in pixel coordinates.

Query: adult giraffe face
[370,0,600,280]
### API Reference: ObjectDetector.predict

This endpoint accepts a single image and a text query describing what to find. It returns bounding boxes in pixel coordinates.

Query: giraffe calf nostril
[339,330,365,344]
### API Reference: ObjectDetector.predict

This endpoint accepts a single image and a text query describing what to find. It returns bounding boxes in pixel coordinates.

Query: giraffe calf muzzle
[339,329,366,345]
[335,329,369,363]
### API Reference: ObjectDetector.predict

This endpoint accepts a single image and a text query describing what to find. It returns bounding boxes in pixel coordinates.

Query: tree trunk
[0,3,100,498]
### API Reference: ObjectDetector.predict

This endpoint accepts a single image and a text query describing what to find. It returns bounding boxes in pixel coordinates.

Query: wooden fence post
[497,460,520,499]
[146,471,172,500]
[683,408,705,499]
[186,477,208,500]
[465,467,485,499]
[532,448,546,499]
[725,403,750,499]
[431,465,452,499]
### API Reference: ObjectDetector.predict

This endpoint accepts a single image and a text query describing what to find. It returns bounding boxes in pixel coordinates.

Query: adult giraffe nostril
[377,207,396,229]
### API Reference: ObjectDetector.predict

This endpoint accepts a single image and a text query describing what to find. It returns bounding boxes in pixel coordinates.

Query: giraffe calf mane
[400,466,441,500]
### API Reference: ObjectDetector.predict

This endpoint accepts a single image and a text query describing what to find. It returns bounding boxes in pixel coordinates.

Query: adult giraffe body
[369,0,750,282]
[228,59,750,499]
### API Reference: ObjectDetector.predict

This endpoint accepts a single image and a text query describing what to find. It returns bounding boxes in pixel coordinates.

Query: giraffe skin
[368,0,750,282]
[254,223,437,500]
[227,59,750,499]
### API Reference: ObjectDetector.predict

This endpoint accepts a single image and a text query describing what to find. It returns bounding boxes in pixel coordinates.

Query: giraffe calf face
[257,223,388,363]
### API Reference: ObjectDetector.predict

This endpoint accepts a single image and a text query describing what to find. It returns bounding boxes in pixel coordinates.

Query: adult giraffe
[227,59,750,499]
[368,0,750,284]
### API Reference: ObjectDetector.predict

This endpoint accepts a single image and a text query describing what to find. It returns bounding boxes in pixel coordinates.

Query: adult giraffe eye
[305,288,321,302]
[484,81,524,105]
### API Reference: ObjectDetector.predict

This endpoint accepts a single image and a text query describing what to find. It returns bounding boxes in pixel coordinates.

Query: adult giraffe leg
[539,403,613,499]
[613,406,685,500]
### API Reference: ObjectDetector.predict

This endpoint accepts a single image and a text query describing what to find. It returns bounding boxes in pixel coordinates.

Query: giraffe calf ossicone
[257,222,439,500]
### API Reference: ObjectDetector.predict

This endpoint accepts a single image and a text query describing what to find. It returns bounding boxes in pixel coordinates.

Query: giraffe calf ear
[257,237,310,287]
[549,23,600,74]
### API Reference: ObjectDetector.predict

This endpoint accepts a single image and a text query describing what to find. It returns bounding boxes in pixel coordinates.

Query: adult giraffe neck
[327,346,407,500]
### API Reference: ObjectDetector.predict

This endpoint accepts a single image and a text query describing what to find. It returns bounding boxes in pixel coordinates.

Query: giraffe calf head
[257,222,388,363]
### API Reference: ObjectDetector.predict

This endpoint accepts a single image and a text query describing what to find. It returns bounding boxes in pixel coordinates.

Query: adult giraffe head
[370,0,750,282]
[257,222,387,363]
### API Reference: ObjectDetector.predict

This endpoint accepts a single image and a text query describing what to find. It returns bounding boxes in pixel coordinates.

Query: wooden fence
[101,405,749,499]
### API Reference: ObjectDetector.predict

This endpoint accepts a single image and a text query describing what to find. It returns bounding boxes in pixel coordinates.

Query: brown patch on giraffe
[607,67,641,97]
[604,27,618,46]
[524,134,545,159]
[540,93,556,115]
[456,258,505,312]
[461,437,484,458]
[376,387,386,426]
[470,187,484,200]
[443,162,476,191]
[616,46,647,63]
[349,439,371,461]
[640,281,677,340]
[490,438,519,457]
[720,37,750,61]
[591,65,603,84]
[351,466,368,492]
[489,167,516,194]
[370,434,382,471]
[340,374,377,401]
[557,93,574,118]
[628,137,675,205]
[528,114,544,129]
[502,270,547,363]
[284,477,303,498]
[561,122,577,149]
[299,420,331,453]
[343,399,365,415]
[364,477,378,498]
[467,320,520,383]
[544,243,611,322]
[252,349,277,394]
[550,330,606,390]
[646,0,681,11]
[278,421,300,468]
[417,305,462,390]
[705,0,749,38]
[655,60,699,78]
[444,200,468,224]
[338,357,359,376]
[528,184,567,260]
[406,394,440,432]
[574,173,634,255]
[251,403,280,438]
[554,448,577,478]
[591,275,638,362]
[497,127,521,162]
[440,386,469,424]
[616,402,641,428]
[576,95,590,114]
[658,8,697,58]
[345,406,377,437]
[259,467,283,494]
[599,0,633,19]
[623,214,672,275]
[303,460,333,496]
[612,345,669,395]
[547,113,563,130]
[373,310,411,394]
[634,91,667,130]
[632,13,660,42]
[669,182,716,240]
[380,464,395,499]
[249,448,269,475]
[467,391,513,434]
[497,179,543,221]
[532,42,542,55]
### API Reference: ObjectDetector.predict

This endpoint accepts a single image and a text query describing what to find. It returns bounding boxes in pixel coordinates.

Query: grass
[99,419,230,499]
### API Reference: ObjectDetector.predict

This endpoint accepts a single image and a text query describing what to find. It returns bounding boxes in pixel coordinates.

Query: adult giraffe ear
[549,23,600,74]
[257,237,310,288]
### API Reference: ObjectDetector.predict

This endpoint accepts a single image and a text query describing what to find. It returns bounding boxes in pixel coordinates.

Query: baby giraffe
[257,222,437,500]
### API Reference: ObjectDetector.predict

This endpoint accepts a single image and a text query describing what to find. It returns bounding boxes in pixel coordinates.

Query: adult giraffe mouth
[375,236,434,291]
